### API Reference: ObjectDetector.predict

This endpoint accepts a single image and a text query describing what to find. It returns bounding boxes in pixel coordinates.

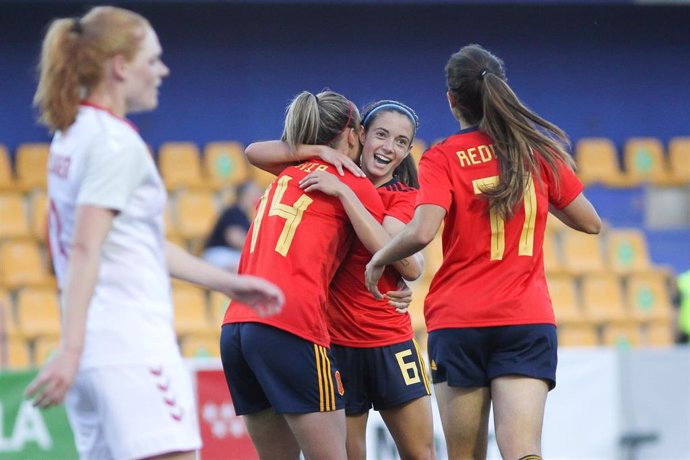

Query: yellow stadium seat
[33,336,61,365]
[545,213,569,235]
[203,141,250,189]
[208,291,231,328]
[606,228,651,273]
[172,190,218,241]
[0,240,52,289]
[667,137,690,184]
[543,232,565,275]
[409,138,427,164]
[561,231,607,275]
[29,191,48,242]
[15,143,49,191]
[16,286,61,340]
[547,273,587,326]
[622,137,670,185]
[3,337,32,370]
[158,142,205,190]
[407,279,429,333]
[0,192,30,240]
[602,323,642,348]
[249,164,277,189]
[625,271,673,323]
[557,324,599,347]
[644,321,675,347]
[422,231,444,281]
[0,145,15,191]
[172,285,212,338]
[181,334,220,359]
[574,138,631,187]
[0,288,21,338]
[580,273,629,325]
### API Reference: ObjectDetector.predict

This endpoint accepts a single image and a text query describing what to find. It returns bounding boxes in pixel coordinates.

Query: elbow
[414,227,436,247]
[401,264,423,282]
[582,216,603,234]
[244,143,259,166]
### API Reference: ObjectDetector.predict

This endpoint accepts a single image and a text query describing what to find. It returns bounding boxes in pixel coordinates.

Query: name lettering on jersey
[48,155,71,178]
[295,162,329,173]
[456,144,496,167]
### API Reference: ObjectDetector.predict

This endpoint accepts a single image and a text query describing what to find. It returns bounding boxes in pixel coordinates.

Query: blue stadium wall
[1,1,689,153]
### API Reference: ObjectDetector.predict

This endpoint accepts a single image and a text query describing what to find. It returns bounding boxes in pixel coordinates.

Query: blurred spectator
[202,180,262,272]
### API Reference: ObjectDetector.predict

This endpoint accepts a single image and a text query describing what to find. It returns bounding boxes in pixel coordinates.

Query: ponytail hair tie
[479,68,489,80]
[71,17,83,35]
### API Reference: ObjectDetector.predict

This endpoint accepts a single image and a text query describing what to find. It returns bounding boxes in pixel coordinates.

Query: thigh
[369,339,431,411]
[434,382,491,460]
[68,359,201,460]
[488,324,558,390]
[242,323,345,414]
[344,412,368,460]
[284,410,347,460]
[491,376,549,460]
[243,408,301,460]
[380,396,435,460]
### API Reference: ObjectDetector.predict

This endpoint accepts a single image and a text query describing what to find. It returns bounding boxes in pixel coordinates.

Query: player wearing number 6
[364,44,602,460]
[221,90,386,460]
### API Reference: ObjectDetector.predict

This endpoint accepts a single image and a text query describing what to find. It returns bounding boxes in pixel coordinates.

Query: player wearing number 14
[222,91,385,460]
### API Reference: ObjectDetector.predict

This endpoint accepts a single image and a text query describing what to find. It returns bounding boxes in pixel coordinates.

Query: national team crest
[335,370,345,396]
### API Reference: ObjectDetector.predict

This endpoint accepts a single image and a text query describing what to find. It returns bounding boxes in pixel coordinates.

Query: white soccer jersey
[48,103,178,369]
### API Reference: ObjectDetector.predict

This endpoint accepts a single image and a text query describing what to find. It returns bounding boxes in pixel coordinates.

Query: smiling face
[359,110,415,186]
[124,26,169,114]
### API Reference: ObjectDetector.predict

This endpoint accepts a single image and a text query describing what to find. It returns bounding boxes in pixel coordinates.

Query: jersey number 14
[250,175,313,256]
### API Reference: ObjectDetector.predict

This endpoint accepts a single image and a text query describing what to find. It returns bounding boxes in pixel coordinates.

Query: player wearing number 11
[365,44,601,460]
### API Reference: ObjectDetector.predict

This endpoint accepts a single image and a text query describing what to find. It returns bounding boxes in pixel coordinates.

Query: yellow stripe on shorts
[413,338,431,395]
[314,344,336,411]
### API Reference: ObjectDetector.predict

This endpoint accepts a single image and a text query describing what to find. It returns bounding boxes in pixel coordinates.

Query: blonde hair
[281,90,360,152]
[34,6,149,132]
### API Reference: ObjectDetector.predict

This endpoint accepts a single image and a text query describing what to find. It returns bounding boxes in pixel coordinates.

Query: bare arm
[26,205,115,408]
[299,171,422,281]
[366,204,446,298]
[166,241,284,313]
[549,193,601,234]
[245,140,364,177]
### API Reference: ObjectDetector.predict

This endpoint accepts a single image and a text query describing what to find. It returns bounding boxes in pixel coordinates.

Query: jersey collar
[80,102,139,132]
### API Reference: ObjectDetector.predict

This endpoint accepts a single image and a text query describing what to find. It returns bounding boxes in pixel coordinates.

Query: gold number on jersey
[249,175,313,257]
[472,174,537,260]
[395,349,421,385]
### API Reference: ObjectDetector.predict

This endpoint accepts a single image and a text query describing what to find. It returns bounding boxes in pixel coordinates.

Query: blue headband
[362,103,418,129]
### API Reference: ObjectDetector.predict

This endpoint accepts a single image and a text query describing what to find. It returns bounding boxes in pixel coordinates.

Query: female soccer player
[365,44,602,460]
[26,7,284,460]
[220,90,386,460]
[245,100,435,460]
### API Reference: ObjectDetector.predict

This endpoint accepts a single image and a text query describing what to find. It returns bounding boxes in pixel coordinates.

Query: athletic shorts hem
[114,435,201,460]
[373,392,431,412]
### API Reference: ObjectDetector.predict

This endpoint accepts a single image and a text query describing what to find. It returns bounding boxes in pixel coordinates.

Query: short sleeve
[383,190,417,224]
[545,158,584,209]
[77,138,149,211]
[416,149,453,212]
[346,176,385,223]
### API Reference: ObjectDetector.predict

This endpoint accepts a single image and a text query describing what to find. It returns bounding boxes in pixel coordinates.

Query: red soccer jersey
[416,128,583,331]
[327,178,418,347]
[223,160,385,347]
